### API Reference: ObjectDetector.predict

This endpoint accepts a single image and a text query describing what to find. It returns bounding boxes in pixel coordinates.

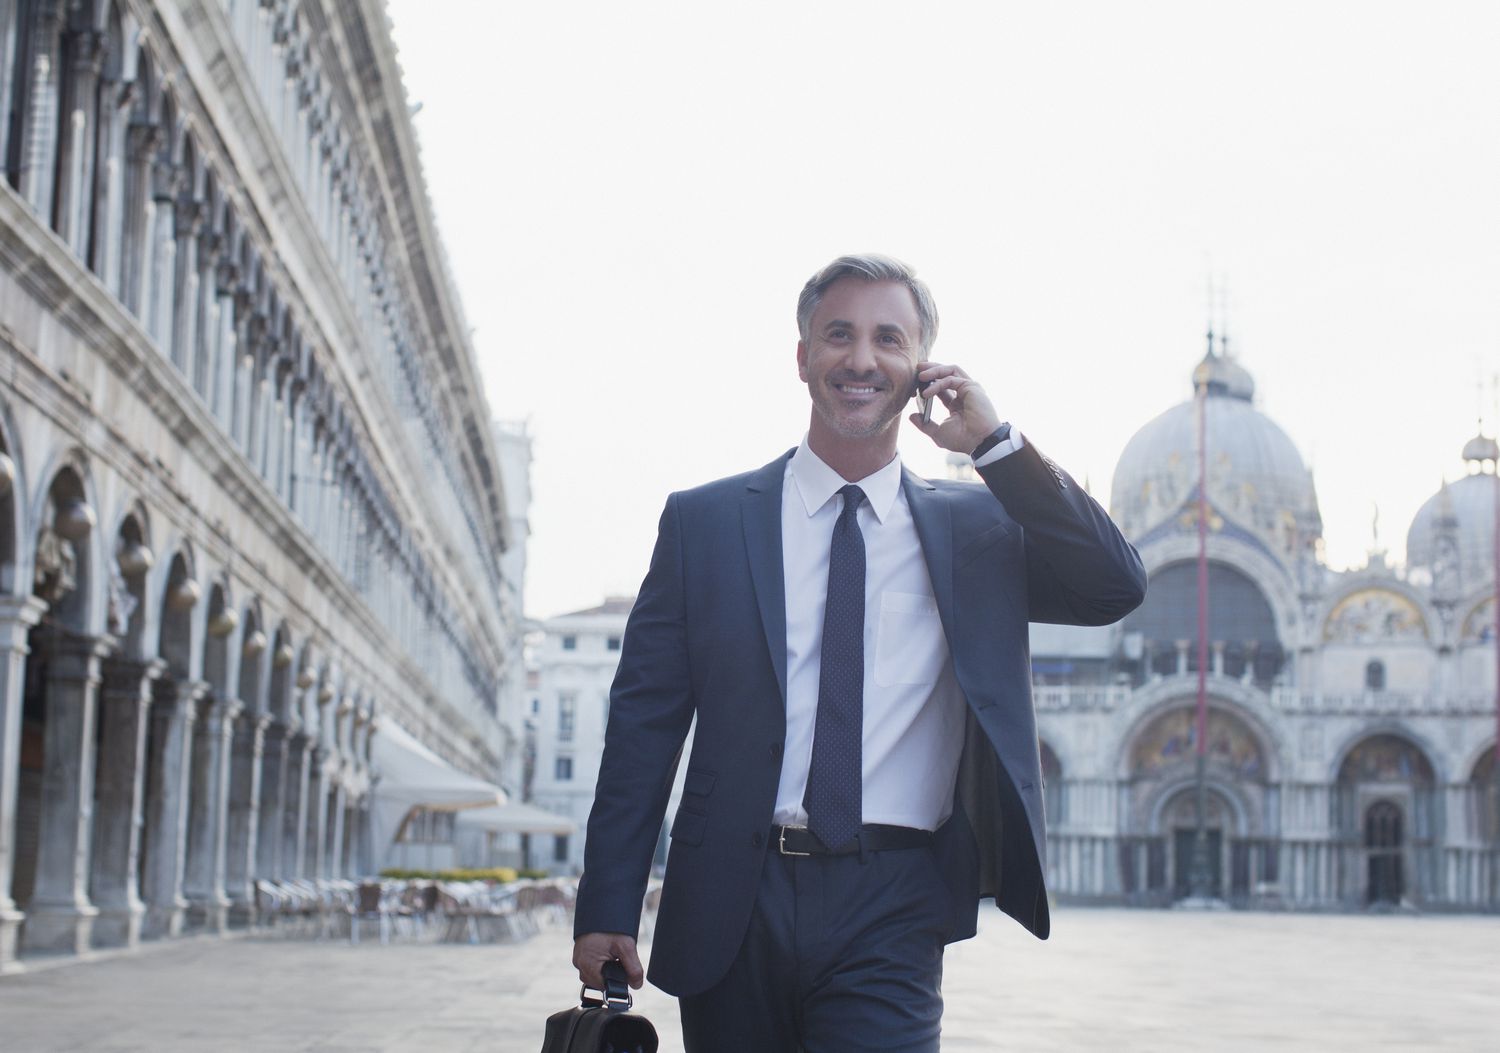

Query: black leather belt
[773,823,933,857]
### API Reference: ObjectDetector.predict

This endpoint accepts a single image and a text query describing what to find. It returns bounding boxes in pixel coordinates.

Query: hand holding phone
[914,376,935,424]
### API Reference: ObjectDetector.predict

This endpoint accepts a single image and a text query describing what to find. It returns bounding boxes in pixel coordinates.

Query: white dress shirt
[772,431,1024,831]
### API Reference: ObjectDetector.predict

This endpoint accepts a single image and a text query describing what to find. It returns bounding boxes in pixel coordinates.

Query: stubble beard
[811,377,908,441]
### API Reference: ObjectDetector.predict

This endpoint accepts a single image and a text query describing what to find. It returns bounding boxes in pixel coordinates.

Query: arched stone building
[1032,351,1499,910]
[0,0,518,968]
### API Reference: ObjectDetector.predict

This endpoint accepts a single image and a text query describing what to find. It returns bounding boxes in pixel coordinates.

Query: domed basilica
[1029,350,1498,909]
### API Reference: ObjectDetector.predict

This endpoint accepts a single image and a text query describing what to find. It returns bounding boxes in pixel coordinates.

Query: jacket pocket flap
[670,807,706,845]
[683,768,716,797]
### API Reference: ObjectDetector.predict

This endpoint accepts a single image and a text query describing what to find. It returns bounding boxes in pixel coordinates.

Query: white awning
[370,719,506,858]
[455,802,578,835]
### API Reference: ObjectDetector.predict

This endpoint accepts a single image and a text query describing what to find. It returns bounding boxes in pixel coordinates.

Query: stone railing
[1032,685,1133,712]
[1270,688,1497,716]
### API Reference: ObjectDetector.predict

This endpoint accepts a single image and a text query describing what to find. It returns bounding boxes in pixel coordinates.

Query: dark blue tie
[804,484,866,851]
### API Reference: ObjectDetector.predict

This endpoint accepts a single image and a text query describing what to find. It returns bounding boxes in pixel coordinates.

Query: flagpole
[1188,347,1214,901]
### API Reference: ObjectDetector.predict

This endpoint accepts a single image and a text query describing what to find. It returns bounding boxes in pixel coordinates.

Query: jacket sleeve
[573,493,696,939]
[975,440,1147,626]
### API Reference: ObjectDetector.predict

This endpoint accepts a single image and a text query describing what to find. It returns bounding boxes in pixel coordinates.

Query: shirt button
[751,831,764,848]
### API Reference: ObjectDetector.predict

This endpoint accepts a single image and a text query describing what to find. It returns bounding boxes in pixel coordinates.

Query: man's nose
[847,336,878,372]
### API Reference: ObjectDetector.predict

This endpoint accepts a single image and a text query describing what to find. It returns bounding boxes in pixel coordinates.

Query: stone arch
[1459,596,1495,645]
[0,398,27,596]
[1321,585,1430,646]
[1123,557,1285,685]
[293,639,318,730]
[267,622,296,727]
[1117,693,1281,784]
[110,500,154,658]
[1333,730,1441,906]
[1327,723,1446,787]
[236,599,266,713]
[30,455,101,634]
[201,578,237,698]
[157,546,198,679]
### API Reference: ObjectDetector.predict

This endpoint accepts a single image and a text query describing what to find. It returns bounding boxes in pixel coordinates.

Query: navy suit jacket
[575,439,1146,997]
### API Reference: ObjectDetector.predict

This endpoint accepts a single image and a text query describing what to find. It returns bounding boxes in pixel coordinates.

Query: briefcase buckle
[778,825,812,857]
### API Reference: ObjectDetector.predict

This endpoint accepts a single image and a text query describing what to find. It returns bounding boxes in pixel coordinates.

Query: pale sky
[383,0,1500,620]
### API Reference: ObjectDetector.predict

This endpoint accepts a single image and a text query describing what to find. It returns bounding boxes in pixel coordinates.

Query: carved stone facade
[1030,351,1499,910]
[0,0,517,969]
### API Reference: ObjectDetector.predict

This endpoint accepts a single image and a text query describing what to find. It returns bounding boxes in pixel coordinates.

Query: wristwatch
[971,422,1012,460]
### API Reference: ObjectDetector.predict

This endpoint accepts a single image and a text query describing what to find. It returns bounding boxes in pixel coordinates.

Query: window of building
[555,755,573,781]
[554,834,570,863]
[607,636,622,651]
[562,635,577,651]
[530,697,540,714]
[558,693,576,742]
[1365,660,1386,691]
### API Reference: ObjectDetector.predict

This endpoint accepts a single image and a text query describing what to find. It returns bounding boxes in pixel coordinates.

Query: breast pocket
[874,591,947,687]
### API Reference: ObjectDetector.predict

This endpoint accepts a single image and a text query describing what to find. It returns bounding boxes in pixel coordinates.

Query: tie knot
[838,485,865,519]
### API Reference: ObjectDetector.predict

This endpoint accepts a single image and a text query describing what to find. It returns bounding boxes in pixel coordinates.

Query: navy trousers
[677,841,951,1052]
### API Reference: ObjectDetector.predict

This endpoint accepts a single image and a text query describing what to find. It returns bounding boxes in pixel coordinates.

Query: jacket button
[769,742,782,760]
[751,831,764,848]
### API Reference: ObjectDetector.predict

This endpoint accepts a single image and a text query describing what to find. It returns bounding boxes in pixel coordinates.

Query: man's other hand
[573,931,644,990]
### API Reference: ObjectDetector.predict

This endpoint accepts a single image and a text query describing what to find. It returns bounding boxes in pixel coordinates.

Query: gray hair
[796,253,940,355]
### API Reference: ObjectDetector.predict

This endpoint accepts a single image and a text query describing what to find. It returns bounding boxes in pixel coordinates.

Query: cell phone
[914,377,934,424]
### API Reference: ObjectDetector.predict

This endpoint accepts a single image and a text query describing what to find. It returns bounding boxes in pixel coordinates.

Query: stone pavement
[1,908,1497,1051]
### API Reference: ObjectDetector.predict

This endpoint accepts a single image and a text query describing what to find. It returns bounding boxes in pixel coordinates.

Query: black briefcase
[541,960,659,1053]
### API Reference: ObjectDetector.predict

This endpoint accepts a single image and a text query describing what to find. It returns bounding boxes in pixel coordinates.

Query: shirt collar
[788,436,904,525]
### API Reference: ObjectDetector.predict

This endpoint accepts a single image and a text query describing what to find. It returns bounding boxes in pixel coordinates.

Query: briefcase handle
[579,959,633,1012]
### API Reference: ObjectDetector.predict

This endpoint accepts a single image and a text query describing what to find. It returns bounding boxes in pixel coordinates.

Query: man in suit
[573,254,1145,1051]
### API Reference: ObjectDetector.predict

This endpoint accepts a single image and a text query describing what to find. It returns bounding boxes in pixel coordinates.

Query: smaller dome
[1191,349,1255,402]
[1406,471,1496,586]
[1461,432,1499,464]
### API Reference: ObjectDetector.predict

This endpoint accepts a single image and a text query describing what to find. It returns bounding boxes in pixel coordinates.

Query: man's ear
[796,340,809,382]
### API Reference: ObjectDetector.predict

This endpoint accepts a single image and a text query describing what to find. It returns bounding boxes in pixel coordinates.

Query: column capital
[39,630,118,682]
[209,696,245,724]
[154,677,209,720]
[100,656,167,705]
[102,654,167,683]
[0,594,48,650]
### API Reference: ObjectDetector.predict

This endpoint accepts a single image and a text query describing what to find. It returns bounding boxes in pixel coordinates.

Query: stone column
[282,730,311,878]
[224,709,268,926]
[141,678,204,939]
[17,2,63,216]
[22,631,114,955]
[169,196,204,377]
[0,596,47,972]
[327,780,347,879]
[256,720,289,880]
[144,159,181,353]
[183,696,240,933]
[308,747,329,879]
[121,122,162,318]
[91,72,135,296]
[88,657,163,948]
[352,794,374,877]
[54,28,104,256]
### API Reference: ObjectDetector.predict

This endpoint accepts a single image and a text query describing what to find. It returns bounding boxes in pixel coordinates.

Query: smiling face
[797,277,922,450]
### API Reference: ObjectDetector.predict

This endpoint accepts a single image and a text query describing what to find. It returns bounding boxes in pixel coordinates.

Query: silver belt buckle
[778,825,811,857]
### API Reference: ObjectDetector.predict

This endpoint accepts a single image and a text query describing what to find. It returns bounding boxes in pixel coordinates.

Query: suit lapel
[902,467,956,650]
[743,451,795,704]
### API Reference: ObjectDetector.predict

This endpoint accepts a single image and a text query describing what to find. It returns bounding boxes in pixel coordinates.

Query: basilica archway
[1334,732,1437,908]
[1120,701,1275,904]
